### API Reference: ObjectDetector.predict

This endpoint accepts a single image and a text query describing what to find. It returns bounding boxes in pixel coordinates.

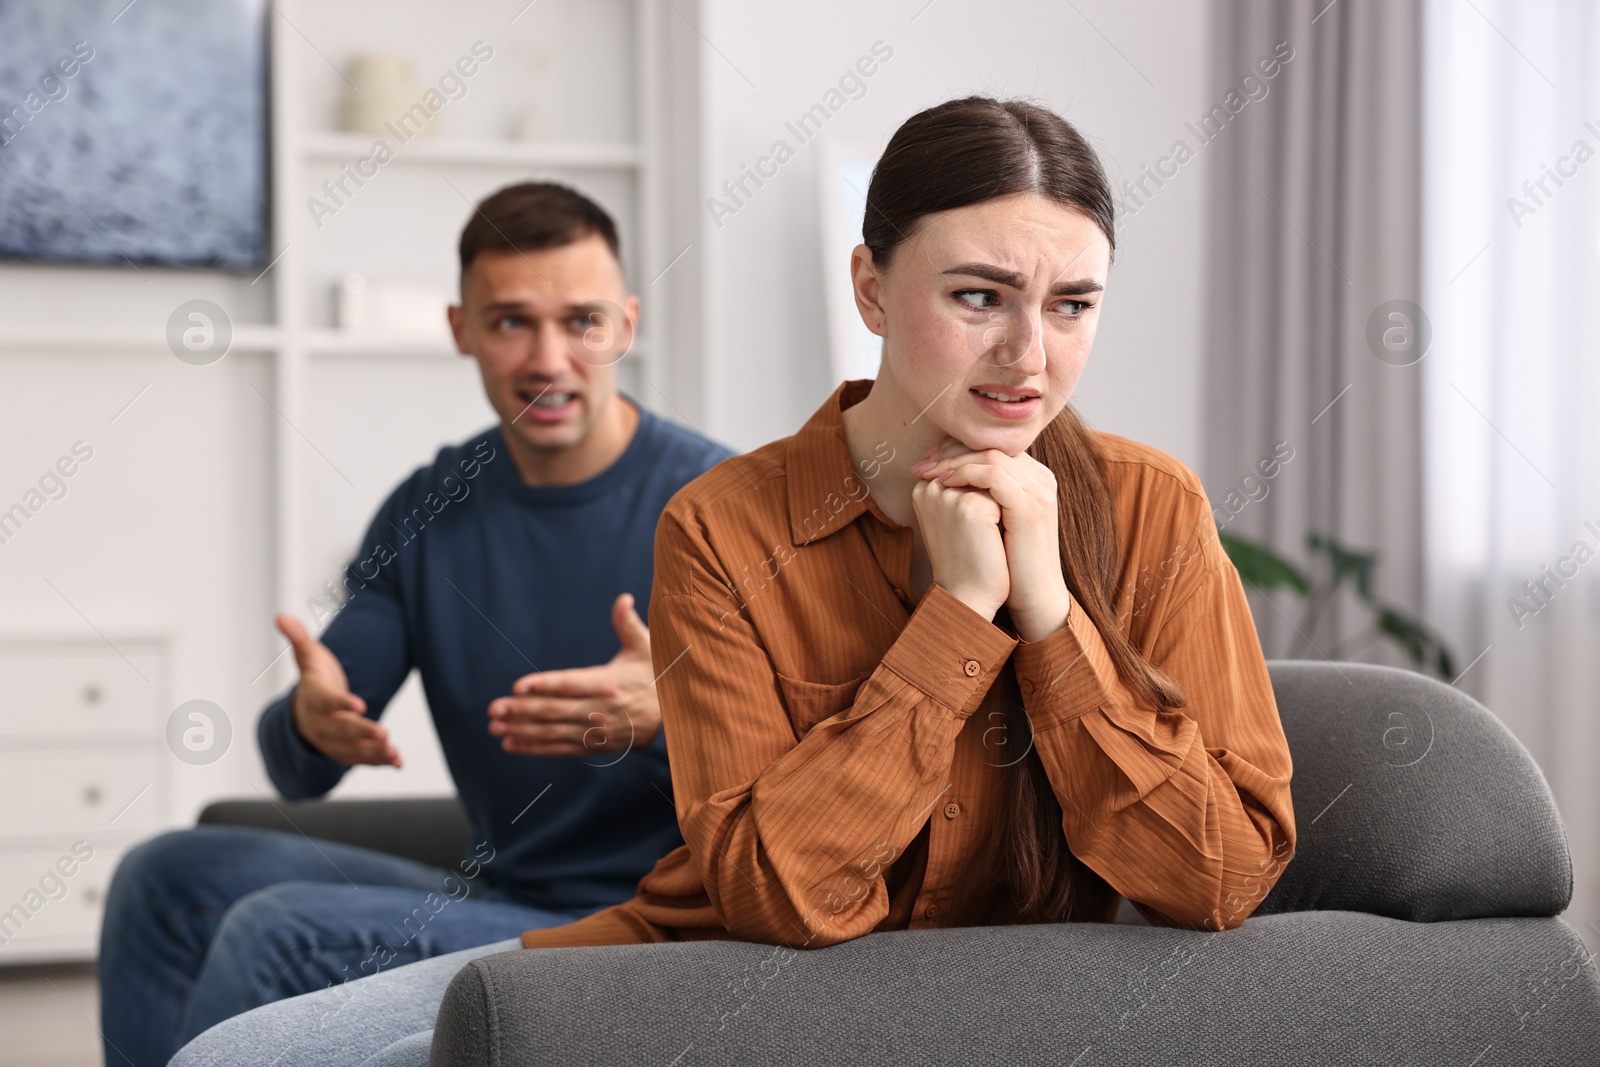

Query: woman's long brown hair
[863,97,1190,924]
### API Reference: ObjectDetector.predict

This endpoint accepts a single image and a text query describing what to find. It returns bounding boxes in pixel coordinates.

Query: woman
[169,95,1294,1067]
[546,93,1298,948]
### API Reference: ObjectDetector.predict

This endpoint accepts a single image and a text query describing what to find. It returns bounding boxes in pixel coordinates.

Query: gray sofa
[206,660,1600,1064]
[424,661,1600,1065]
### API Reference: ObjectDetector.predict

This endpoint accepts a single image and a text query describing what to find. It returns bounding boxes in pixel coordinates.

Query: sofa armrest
[430,913,1600,1066]
[198,795,472,872]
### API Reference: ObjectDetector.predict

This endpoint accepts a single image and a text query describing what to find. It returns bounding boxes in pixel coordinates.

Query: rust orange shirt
[521,379,1296,950]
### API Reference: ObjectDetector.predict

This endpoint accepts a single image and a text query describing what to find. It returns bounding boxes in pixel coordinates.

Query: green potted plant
[1219,530,1458,682]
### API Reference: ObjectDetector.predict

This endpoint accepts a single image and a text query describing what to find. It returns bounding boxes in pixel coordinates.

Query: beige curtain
[1201,0,1426,668]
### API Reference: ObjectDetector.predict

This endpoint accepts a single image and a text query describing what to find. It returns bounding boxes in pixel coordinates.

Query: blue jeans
[167,937,522,1067]
[98,826,594,1067]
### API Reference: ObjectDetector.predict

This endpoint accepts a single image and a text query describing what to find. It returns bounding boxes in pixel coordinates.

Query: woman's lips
[969,387,1040,420]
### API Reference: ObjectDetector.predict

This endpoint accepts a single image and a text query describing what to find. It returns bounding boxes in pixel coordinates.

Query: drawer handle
[82,886,101,905]
[83,785,104,806]
[83,684,104,705]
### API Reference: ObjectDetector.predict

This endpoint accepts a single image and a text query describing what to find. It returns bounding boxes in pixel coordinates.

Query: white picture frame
[815,133,887,384]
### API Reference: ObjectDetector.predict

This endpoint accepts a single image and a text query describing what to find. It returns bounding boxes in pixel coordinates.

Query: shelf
[0,326,651,364]
[300,132,642,170]
[0,325,281,354]
[302,330,459,357]
[303,329,649,364]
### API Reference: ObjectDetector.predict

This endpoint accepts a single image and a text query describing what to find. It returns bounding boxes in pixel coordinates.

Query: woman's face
[855,191,1111,456]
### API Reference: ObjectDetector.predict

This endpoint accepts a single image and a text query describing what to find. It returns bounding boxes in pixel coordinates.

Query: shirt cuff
[879,583,1018,718]
[1010,592,1125,731]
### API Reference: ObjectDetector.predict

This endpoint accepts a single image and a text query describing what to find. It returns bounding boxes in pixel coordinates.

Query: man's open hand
[488,593,659,757]
[276,613,402,768]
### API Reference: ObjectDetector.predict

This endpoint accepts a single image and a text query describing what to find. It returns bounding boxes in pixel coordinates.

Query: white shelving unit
[266,0,678,642]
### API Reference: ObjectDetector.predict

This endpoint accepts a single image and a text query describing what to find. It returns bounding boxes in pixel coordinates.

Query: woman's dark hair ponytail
[863,96,1190,924]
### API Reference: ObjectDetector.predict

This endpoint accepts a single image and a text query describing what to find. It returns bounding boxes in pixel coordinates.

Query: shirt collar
[785,378,883,547]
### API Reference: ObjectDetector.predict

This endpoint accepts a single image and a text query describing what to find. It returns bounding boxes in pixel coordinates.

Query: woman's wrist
[1009,587,1073,642]
[938,580,1006,622]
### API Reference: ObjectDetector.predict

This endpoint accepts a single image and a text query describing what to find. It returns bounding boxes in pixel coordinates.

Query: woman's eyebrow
[942,262,1027,287]
[942,262,1104,297]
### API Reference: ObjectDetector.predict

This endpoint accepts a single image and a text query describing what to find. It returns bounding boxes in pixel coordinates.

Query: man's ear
[624,294,641,340]
[850,244,887,338]
[447,303,471,356]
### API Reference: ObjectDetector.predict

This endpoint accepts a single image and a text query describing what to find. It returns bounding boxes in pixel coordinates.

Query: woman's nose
[976,308,1046,374]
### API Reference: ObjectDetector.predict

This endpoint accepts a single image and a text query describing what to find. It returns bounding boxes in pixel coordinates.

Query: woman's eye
[953,289,997,310]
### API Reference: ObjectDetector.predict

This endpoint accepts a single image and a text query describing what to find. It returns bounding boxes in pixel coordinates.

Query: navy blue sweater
[258,399,731,910]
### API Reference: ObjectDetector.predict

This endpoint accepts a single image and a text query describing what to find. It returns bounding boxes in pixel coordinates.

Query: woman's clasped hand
[911,436,1073,641]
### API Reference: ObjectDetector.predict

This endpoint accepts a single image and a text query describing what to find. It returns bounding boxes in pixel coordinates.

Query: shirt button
[923,903,940,919]
[1020,678,1036,697]
[963,659,981,677]
[892,586,907,600]
[943,802,960,819]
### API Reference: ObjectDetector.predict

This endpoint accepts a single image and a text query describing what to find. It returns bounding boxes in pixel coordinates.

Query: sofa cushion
[429,912,1600,1066]
[1256,661,1572,920]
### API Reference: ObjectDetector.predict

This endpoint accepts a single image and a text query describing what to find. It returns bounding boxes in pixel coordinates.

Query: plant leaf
[1375,605,1458,681]
[1308,531,1378,602]
[1220,530,1311,596]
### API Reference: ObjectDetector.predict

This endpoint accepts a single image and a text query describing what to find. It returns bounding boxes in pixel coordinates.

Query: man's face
[449,235,638,455]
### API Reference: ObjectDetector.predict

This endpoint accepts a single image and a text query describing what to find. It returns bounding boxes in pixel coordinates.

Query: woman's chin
[944,423,1040,457]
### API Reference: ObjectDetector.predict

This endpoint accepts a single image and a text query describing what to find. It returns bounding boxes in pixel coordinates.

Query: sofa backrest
[198,795,472,872]
[1255,660,1572,921]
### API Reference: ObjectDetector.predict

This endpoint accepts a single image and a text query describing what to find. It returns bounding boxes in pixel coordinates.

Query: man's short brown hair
[457,181,622,277]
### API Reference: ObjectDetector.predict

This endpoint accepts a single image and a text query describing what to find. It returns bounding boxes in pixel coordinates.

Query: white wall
[697,0,1214,468]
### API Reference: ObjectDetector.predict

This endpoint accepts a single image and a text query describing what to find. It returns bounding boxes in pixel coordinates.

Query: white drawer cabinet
[0,749,164,837]
[0,636,170,964]
[0,841,132,963]
[0,647,165,738]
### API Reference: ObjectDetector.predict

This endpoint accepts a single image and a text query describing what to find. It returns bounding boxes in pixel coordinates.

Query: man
[98,181,731,1066]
